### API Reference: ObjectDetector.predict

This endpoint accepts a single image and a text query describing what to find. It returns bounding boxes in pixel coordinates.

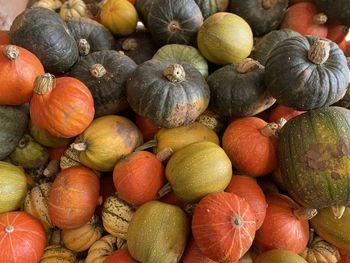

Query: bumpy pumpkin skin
[314,0,350,26]
[265,36,348,110]
[10,7,79,74]
[127,59,210,128]
[278,106,350,210]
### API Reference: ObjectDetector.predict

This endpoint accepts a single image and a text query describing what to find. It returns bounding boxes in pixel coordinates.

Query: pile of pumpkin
[2,0,350,262]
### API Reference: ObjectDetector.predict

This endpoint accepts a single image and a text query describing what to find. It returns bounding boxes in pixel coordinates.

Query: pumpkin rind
[104,249,137,263]
[194,0,218,19]
[314,0,350,26]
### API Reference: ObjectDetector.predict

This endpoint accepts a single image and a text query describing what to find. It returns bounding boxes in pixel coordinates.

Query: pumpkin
[48,166,100,229]
[135,0,155,27]
[250,28,301,65]
[196,109,226,135]
[100,0,138,36]
[39,245,77,263]
[69,50,137,117]
[32,0,62,10]
[127,201,189,263]
[102,194,135,239]
[181,239,219,263]
[197,12,253,65]
[265,36,348,110]
[225,175,267,230]
[254,194,315,253]
[23,182,54,231]
[159,191,184,209]
[228,0,288,36]
[0,105,28,160]
[10,7,79,74]
[60,0,87,20]
[0,211,46,263]
[194,0,229,19]
[268,104,305,123]
[135,115,160,142]
[278,106,350,218]
[104,249,137,263]
[46,228,63,246]
[0,161,27,213]
[314,0,350,26]
[253,249,308,263]
[127,59,210,128]
[153,44,209,78]
[30,74,95,138]
[66,17,115,56]
[62,215,103,252]
[0,45,45,105]
[192,192,256,262]
[71,115,143,171]
[0,31,10,45]
[339,248,350,263]
[222,117,278,177]
[147,0,203,46]
[86,235,126,263]
[96,174,116,216]
[164,141,232,203]
[327,21,349,44]
[207,58,275,117]
[281,2,329,37]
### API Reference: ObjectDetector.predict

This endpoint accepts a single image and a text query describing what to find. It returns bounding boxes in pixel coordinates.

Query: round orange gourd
[48,166,100,229]
[0,45,44,105]
[0,31,10,45]
[327,21,349,43]
[339,248,350,263]
[222,117,278,177]
[0,211,46,263]
[135,114,160,142]
[104,248,137,263]
[182,239,227,263]
[268,104,305,123]
[30,73,94,138]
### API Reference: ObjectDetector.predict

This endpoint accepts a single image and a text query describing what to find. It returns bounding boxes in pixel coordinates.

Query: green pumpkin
[278,106,350,214]
[153,44,208,78]
[0,161,27,213]
[135,0,155,27]
[127,201,189,263]
[0,105,28,160]
[254,249,307,263]
[314,0,350,26]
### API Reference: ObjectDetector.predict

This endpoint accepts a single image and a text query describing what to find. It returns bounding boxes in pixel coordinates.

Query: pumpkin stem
[236,58,264,74]
[313,13,328,25]
[70,142,87,152]
[232,215,243,228]
[4,45,20,60]
[122,38,138,51]
[163,64,186,83]
[308,39,330,65]
[90,64,107,78]
[168,21,182,33]
[18,135,30,149]
[293,207,318,220]
[262,0,278,9]
[158,182,172,198]
[331,205,346,219]
[260,122,279,137]
[185,203,196,214]
[156,147,173,162]
[33,73,55,95]
[43,160,60,177]
[134,139,157,152]
[5,225,14,233]
[307,228,316,247]
[78,38,91,56]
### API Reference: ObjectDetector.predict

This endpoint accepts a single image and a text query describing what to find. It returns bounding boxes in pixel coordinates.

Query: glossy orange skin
[48,166,100,229]
[113,151,165,205]
[135,114,160,142]
[339,248,350,263]
[48,146,68,160]
[268,104,305,123]
[0,45,44,105]
[225,175,267,230]
[96,174,116,217]
[30,76,94,138]
[182,239,224,263]
[104,248,137,263]
[222,117,278,177]
[0,211,46,263]
[0,31,10,45]
[327,21,349,43]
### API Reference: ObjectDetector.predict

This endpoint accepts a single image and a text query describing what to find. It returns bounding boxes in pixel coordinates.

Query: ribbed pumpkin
[30,74,95,138]
[40,245,77,263]
[182,239,220,263]
[165,141,232,203]
[268,104,305,123]
[314,0,350,26]
[127,201,189,263]
[0,211,46,263]
[0,161,27,213]
[0,31,10,45]
[253,249,308,263]
[194,0,229,18]
[135,115,160,142]
[192,192,256,262]
[197,12,253,65]
[69,50,137,117]
[127,59,210,128]
[0,45,44,105]
[104,249,137,263]
[48,166,100,229]
[32,0,62,10]
[265,36,348,110]
[86,235,126,263]
[301,235,340,263]
[135,0,154,27]
[71,115,143,171]
[60,0,87,20]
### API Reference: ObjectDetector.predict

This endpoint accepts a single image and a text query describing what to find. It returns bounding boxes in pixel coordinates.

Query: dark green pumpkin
[333,58,350,109]
[207,58,275,117]
[194,0,218,19]
[265,36,348,110]
[251,28,301,65]
[70,50,137,117]
[0,105,28,160]
[147,0,203,46]
[314,0,350,26]
[127,59,210,128]
[65,17,115,56]
[278,106,350,214]
[10,7,79,74]
[228,0,288,36]
[135,0,155,28]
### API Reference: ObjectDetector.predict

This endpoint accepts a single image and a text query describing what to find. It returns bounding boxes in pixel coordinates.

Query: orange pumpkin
[339,248,350,263]
[135,114,160,142]
[268,104,305,123]
[327,21,349,44]
[113,150,166,206]
[225,175,267,230]
[182,239,227,263]
[222,117,278,177]
[0,45,44,105]
[30,73,94,138]
[48,146,68,160]
[104,248,137,263]
[48,166,100,229]
[96,174,116,217]
[0,31,10,45]
[0,211,46,263]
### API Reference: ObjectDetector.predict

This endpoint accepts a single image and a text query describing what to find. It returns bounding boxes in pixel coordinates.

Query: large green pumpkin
[314,0,350,26]
[127,201,189,263]
[278,106,350,214]
[0,161,27,213]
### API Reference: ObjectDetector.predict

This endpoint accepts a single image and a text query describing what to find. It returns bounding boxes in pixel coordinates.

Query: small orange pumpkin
[268,104,305,123]
[0,31,10,45]
[135,114,160,142]
[104,248,137,263]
